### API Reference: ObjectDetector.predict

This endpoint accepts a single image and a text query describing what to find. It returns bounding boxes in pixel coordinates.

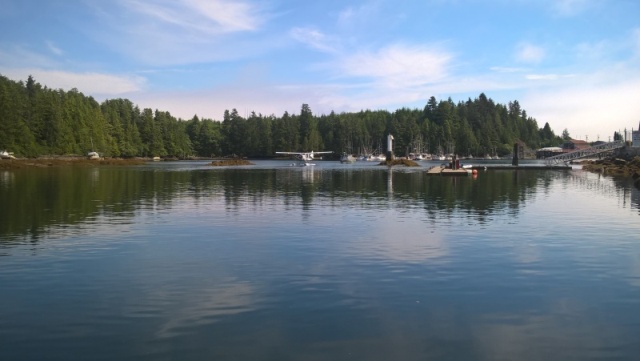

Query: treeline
[0,75,563,158]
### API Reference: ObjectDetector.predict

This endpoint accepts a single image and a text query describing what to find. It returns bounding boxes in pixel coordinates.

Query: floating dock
[427,164,570,176]
[470,165,571,170]
[426,166,472,176]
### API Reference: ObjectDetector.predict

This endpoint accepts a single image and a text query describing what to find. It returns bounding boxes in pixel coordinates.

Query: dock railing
[544,141,625,166]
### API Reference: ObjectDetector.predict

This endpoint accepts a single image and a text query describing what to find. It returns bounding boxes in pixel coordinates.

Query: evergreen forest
[0,75,564,159]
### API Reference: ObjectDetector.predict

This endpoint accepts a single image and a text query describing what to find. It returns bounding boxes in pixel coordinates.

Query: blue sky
[1,0,639,141]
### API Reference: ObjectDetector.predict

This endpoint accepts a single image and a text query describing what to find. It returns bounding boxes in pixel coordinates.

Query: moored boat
[0,150,16,159]
[340,153,356,163]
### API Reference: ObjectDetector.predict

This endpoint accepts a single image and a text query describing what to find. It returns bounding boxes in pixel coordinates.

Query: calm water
[1,160,640,361]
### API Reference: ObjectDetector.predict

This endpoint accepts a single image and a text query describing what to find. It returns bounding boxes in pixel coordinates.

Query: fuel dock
[426,144,571,176]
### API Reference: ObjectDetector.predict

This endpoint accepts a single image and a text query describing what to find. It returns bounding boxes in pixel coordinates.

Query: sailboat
[87,137,100,160]
[0,150,16,159]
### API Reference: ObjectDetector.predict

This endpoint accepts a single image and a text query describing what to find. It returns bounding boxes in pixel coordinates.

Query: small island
[379,159,420,167]
[210,159,254,166]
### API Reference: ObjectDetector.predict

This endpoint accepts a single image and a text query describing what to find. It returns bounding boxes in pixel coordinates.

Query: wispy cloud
[633,28,640,57]
[550,0,595,16]
[525,74,559,80]
[0,45,58,69]
[337,2,381,28]
[45,41,63,56]
[290,27,338,53]
[122,0,264,35]
[515,43,545,64]
[573,40,614,63]
[490,66,529,73]
[85,0,274,66]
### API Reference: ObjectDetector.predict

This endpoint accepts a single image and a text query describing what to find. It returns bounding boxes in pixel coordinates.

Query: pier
[470,164,571,170]
[426,163,570,175]
[544,141,625,166]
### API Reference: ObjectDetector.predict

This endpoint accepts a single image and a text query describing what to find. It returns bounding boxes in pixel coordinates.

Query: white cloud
[526,73,578,81]
[338,44,453,88]
[290,27,338,53]
[122,0,263,35]
[525,74,558,80]
[522,74,640,141]
[490,66,529,73]
[184,0,261,32]
[551,0,594,16]
[573,40,612,61]
[337,3,380,28]
[84,0,275,66]
[129,84,316,120]
[515,43,545,64]
[1,68,145,96]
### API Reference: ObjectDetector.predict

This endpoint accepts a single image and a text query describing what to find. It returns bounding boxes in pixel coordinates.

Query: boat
[340,153,356,164]
[409,136,427,161]
[0,150,16,159]
[87,137,100,160]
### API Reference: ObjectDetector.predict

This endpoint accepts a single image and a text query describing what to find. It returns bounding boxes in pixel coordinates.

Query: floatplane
[276,150,332,166]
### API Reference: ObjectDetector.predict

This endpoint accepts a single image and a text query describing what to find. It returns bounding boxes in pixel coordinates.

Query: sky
[1,0,639,141]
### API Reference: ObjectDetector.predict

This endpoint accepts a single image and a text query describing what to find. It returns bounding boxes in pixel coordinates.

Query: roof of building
[569,139,589,145]
[562,139,591,150]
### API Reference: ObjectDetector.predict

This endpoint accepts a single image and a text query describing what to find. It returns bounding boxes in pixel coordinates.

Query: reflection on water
[1,161,640,360]
[0,164,551,240]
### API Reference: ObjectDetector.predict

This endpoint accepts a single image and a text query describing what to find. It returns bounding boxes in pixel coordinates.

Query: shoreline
[0,157,148,170]
[582,156,640,188]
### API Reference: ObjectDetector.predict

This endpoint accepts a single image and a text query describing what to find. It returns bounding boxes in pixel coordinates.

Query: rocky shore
[0,157,147,170]
[380,159,420,167]
[582,156,640,188]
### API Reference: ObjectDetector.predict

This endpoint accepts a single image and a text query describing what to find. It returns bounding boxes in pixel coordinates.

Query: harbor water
[1,160,640,360]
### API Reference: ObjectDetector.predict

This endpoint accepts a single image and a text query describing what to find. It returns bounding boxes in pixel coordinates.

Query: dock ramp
[544,141,625,166]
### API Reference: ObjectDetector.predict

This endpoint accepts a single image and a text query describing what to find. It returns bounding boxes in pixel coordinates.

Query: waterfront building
[536,146,563,159]
[562,139,590,152]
